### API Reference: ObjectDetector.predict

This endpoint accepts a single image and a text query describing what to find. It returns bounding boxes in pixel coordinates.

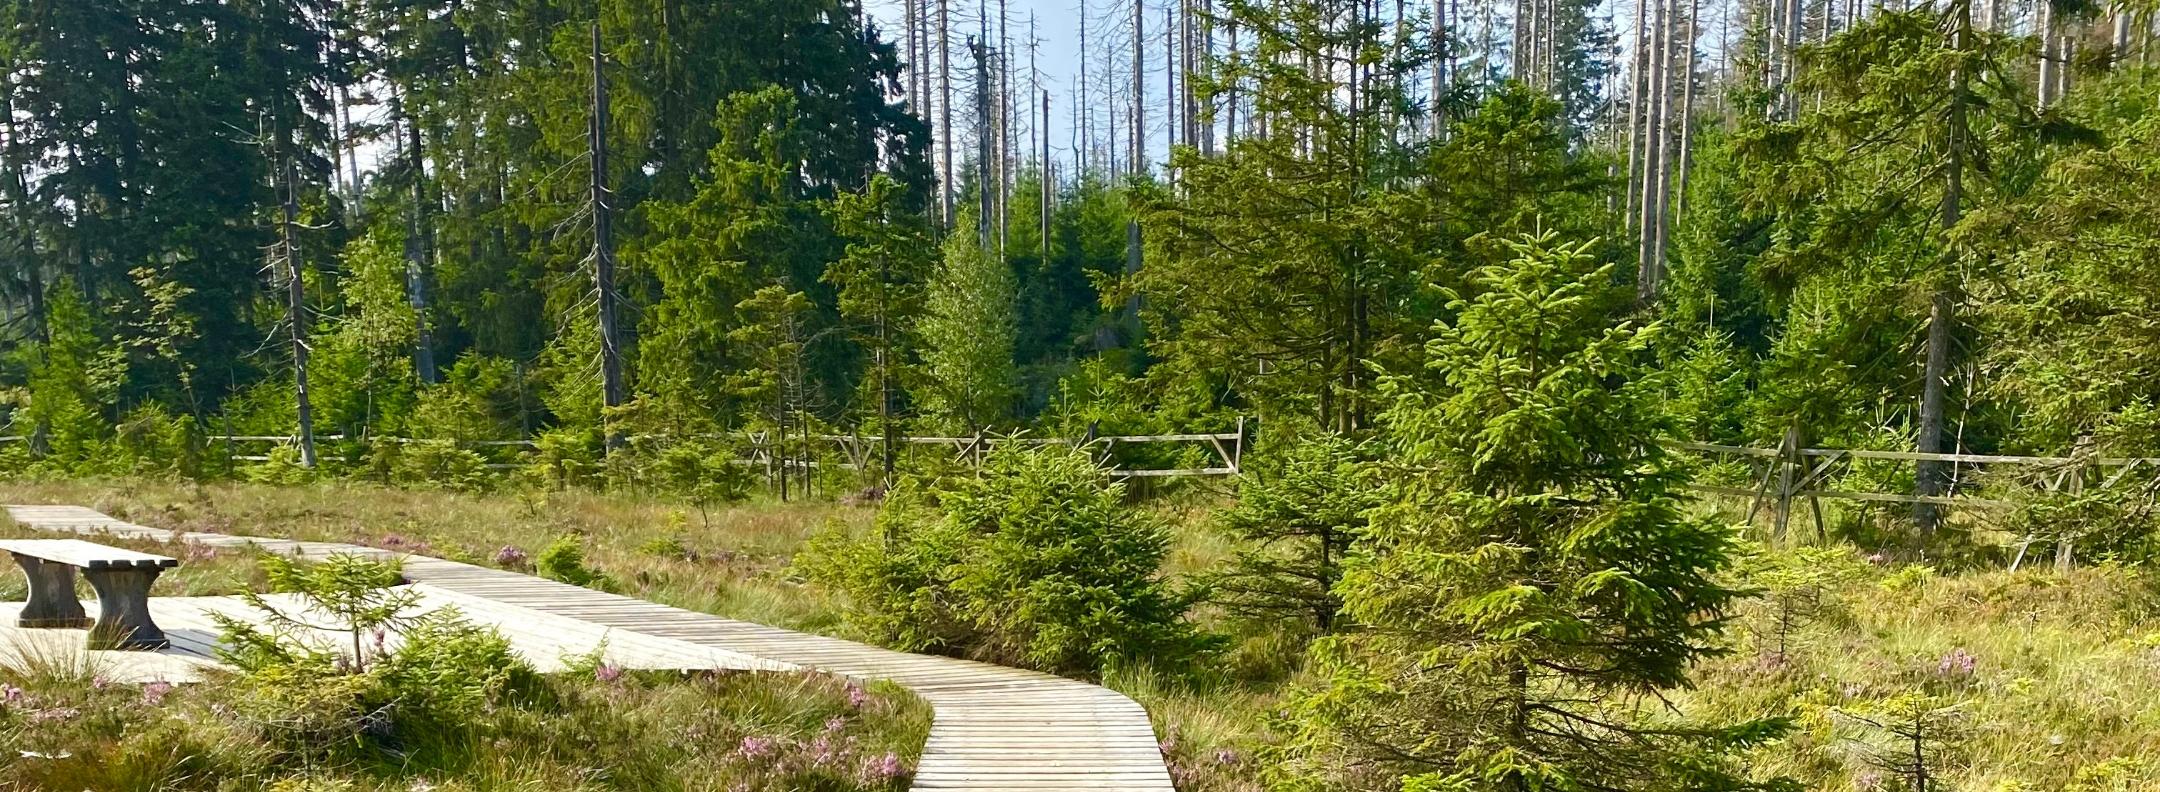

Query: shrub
[112,404,200,477]
[526,427,603,489]
[243,444,316,485]
[537,534,610,589]
[389,439,493,492]
[802,443,1212,677]
[2003,489,2160,568]
[370,609,531,726]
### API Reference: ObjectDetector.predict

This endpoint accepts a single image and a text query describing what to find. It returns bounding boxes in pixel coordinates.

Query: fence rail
[1674,433,2160,566]
[3,422,1250,483]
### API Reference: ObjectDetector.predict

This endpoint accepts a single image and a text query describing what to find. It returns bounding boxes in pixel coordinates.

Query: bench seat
[3,538,179,650]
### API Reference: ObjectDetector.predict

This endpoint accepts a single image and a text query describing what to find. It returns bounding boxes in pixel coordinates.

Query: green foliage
[1667,331,1754,446]
[1835,693,1968,792]
[802,443,1212,677]
[1736,544,1872,664]
[387,439,492,492]
[1276,234,1790,790]
[218,553,415,674]
[1208,433,1379,634]
[2004,488,2160,567]
[918,211,1019,432]
[536,534,609,589]
[244,445,318,486]
[370,608,528,726]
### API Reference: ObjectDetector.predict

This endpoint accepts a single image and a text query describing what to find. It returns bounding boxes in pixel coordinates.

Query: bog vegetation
[5,0,2160,789]
[0,545,931,791]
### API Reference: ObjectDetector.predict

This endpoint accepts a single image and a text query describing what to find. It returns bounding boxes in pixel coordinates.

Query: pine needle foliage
[1274,234,1795,791]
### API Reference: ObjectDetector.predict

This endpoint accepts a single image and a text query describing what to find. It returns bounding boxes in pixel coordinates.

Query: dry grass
[0,478,871,634]
[1688,560,2160,790]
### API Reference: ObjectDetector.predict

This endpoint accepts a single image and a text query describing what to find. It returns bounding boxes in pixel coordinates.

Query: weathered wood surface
[5,504,1177,790]
[0,538,179,569]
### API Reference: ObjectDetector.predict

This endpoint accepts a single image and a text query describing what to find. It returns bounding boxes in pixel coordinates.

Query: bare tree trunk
[1635,0,1668,303]
[1081,0,1091,174]
[905,0,920,112]
[278,155,317,469]
[1652,0,1697,278]
[1626,0,1650,232]
[1,83,44,346]
[1134,0,1147,175]
[1673,0,1701,221]
[1917,0,1971,534]
[938,0,955,225]
[1166,4,1178,168]
[2036,0,2055,105]
[402,118,440,386]
[590,22,627,447]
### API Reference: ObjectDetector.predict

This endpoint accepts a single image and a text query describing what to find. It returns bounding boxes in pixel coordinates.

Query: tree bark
[1916,0,1971,534]
[279,156,317,469]
[590,22,627,447]
[939,0,955,225]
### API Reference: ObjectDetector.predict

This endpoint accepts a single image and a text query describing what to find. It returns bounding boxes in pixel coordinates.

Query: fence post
[2057,436,2094,572]
[1774,422,1800,542]
[1232,415,1247,475]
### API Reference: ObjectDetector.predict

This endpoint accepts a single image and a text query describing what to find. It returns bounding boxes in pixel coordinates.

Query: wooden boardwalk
[4,504,1177,791]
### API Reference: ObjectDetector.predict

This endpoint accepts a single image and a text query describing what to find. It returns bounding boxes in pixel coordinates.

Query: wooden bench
[2,539,178,650]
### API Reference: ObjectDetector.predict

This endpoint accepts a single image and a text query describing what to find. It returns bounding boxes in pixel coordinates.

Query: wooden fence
[1673,432,2160,565]
[52,419,1251,483]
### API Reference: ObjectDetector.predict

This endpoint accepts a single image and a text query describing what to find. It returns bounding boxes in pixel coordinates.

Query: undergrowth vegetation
[0,551,930,791]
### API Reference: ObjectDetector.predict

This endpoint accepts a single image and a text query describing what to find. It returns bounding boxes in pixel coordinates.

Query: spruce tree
[919,209,1018,432]
[1277,234,1791,791]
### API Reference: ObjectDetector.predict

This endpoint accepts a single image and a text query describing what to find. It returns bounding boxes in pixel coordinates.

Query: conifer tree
[828,174,936,483]
[920,208,1019,432]
[1276,234,1790,791]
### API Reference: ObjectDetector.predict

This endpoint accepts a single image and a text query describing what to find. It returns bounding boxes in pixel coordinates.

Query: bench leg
[11,553,92,629]
[82,568,168,651]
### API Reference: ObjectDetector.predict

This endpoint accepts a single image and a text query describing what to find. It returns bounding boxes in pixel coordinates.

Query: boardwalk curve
[5,504,1176,791]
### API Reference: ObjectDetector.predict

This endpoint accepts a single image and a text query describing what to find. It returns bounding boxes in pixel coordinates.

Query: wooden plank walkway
[1,585,792,682]
[5,504,1177,790]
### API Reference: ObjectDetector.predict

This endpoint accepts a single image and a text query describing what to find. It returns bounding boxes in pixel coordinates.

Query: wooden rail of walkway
[4,504,1176,791]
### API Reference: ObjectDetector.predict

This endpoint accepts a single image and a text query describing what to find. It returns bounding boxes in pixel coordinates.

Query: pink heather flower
[825,716,849,733]
[1,684,24,705]
[861,752,905,781]
[28,707,79,724]
[91,675,111,691]
[738,735,777,759]
[1215,747,1242,765]
[141,681,174,706]
[1158,734,1180,755]
[595,664,625,684]
[183,543,218,562]
[495,545,529,567]
[809,735,837,765]
[845,682,869,709]
[1866,552,1887,565]
[1937,648,1978,677]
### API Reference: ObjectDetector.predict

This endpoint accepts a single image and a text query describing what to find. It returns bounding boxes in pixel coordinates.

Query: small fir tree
[1276,234,1793,791]
[1209,433,1380,634]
